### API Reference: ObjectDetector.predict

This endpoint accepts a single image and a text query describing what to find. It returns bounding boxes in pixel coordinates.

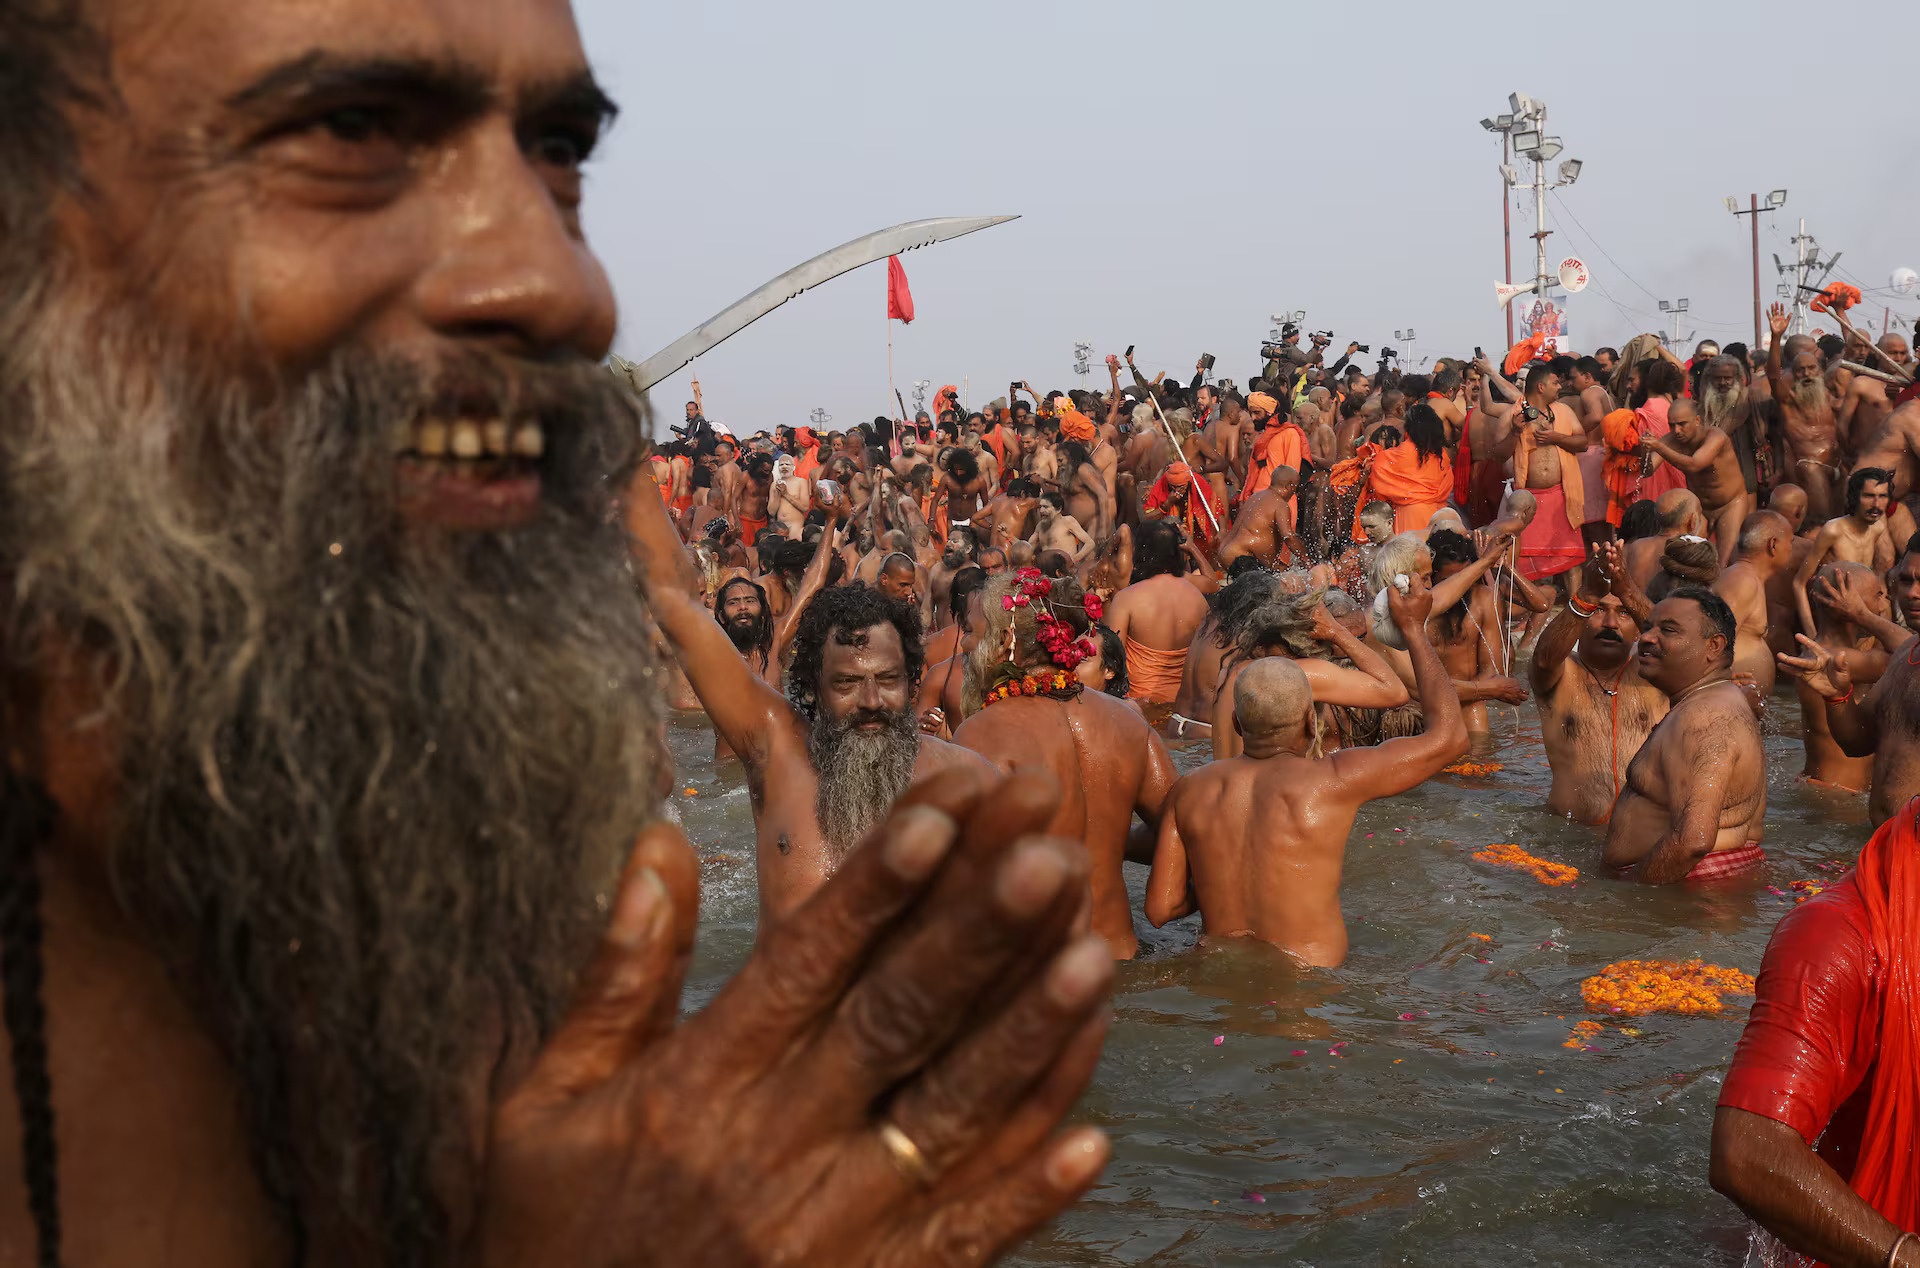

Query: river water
[665,688,1862,1266]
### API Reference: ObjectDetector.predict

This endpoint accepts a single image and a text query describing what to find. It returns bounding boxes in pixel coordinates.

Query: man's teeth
[404,418,543,462]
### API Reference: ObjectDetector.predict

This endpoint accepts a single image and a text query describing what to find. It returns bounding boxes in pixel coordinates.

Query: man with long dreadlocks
[0,2,1121,1263]
[1144,574,1466,966]
[952,571,1177,959]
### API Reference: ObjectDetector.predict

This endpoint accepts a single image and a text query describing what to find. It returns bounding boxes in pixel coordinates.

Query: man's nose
[411,123,617,359]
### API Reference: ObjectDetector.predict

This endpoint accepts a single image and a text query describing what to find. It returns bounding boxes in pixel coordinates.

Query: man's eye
[317,106,394,144]
[528,125,599,168]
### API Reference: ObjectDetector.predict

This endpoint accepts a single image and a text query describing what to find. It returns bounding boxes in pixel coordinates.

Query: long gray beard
[1792,376,1831,416]
[807,710,921,861]
[1701,384,1743,431]
[0,284,666,1261]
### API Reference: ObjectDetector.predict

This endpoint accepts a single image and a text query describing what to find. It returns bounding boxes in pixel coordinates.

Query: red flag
[887,255,915,323]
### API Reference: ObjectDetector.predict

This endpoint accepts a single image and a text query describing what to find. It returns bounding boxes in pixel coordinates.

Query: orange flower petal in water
[1579,959,1755,1018]
[1472,842,1578,886]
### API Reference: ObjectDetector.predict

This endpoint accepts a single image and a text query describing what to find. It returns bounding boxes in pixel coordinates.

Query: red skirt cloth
[1466,461,1507,529]
[1688,843,1766,882]
[1516,484,1584,579]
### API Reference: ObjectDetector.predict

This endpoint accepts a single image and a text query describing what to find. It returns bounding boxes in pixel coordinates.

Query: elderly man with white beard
[1766,303,1846,521]
[0,2,1119,1265]
[1698,354,1765,494]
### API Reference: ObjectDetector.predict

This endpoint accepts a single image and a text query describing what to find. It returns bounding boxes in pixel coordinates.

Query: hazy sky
[576,0,1919,433]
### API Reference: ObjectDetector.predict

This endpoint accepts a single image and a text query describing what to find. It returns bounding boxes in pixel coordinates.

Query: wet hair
[745,453,775,481]
[947,565,988,631]
[1403,402,1448,466]
[1666,585,1737,666]
[1574,356,1603,380]
[1426,528,1478,639]
[786,583,925,720]
[1007,478,1039,498]
[1370,532,1429,593]
[1619,499,1661,541]
[1034,549,1073,578]
[1225,554,1267,581]
[1817,333,1845,363]
[944,446,981,485]
[1132,520,1188,580]
[1057,440,1091,478]
[713,577,773,662]
[1092,623,1129,697]
[1847,466,1892,514]
[1431,366,1462,395]
[1642,358,1685,398]
[1370,425,1404,449]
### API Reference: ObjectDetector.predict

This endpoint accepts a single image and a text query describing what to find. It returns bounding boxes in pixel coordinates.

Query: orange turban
[1247,391,1279,416]
[1057,407,1096,443]
[1503,332,1547,377]
[1164,463,1193,487]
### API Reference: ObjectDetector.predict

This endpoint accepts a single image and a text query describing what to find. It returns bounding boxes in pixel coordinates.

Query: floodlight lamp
[1658,300,1671,313]
[1496,113,1514,129]
[1500,164,1520,186]
[1557,158,1582,185]
[1480,117,1499,132]
[1677,299,1690,312]
[1508,92,1535,117]
[1768,189,1787,208]
[1404,328,1417,341]
[1723,195,1740,214]
[1510,129,1542,154]
[1534,137,1564,161]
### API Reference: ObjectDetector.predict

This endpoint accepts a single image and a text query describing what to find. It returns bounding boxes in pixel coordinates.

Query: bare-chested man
[1643,398,1748,566]
[1779,540,1920,825]
[1603,588,1768,882]
[770,453,812,537]
[1786,562,1889,792]
[1837,332,1911,458]
[939,444,994,532]
[1106,521,1211,704]
[1792,467,1894,636]
[1030,494,1096,564]
[1529,543,1667,823]
[1216,466,1303,569]
[1624,489,1707,593]
[1425,529,1529,749]
[1711,510,1794,694]
[632,487,992,920]
[954,573,1177,958]
[978,477,1041,550]
[1766,303,1844,520]
[1144,577,1466,965]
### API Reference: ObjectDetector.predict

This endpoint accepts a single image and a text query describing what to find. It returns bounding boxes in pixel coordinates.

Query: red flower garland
[999,567,1098,670]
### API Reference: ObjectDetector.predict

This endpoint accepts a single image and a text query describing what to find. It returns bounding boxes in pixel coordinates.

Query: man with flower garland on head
[953,569,1179,958]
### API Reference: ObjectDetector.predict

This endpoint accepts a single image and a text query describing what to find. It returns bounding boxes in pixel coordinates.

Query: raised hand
[475,768,1113,1268]
[1809,571,1869,623]
[1386,569,1436,632]
[1483,676,1530,705]
[1776,633,1853,702]
[1768,302,1790,338]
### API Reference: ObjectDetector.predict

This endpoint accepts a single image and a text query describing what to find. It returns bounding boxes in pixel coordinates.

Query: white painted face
[773,457,797,484]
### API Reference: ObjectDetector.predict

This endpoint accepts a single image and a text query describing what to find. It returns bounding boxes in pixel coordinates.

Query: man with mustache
[1766,303,1846,520]
[1793,467,1895,637]
[1529,543,1668,824]
[1603,588,1768,881]
[1779,539,1920,826]
[630,483,995,920]
[0,2,1116,1263]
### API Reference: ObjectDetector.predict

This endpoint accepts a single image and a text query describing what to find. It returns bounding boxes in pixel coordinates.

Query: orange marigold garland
[1472,843,1578,887]
[1443,758,1504,778]
[981,667,1082,707]
[1579,959,1755,1017]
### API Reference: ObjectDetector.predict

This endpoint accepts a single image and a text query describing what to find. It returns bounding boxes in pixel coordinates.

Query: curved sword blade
[609,215,1018,395]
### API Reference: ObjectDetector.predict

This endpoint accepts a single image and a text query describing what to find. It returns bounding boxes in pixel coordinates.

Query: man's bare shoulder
[1669,684,1760,742]
[917,732,999,775]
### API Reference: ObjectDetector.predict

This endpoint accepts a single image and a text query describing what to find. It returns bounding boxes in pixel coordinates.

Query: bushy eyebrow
[222,51,617,128]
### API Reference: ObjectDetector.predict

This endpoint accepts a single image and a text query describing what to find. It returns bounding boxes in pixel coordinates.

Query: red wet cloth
[1452,409,1475,506]
[1720,798,1920,1245]
[1636,399,1687,502]
[1601,409,1645,527]
[1516,484,1583,579]
[1144,471,1222,549]
[1686,842,1765,881]
[1466,459,1507,529]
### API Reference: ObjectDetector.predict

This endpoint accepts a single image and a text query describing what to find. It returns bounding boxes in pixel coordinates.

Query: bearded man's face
[3,0,663,1259]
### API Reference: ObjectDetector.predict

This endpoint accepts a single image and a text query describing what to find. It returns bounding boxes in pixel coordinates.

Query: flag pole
[887,311,896,430]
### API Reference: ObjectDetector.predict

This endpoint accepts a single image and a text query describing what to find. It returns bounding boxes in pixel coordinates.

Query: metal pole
[1144,393,1222,539]
[1793,217,1809,335]
[1503,133,1515,349]
[1534,149,1550,303]
[1749,194,1762,349]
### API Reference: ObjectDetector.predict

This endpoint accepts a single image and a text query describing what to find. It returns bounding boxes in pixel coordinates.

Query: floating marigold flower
[1562,1019,1604,1049]
[1578,959,1755,1018]
[1444,758,1504,778]
[1473,843,1579,886]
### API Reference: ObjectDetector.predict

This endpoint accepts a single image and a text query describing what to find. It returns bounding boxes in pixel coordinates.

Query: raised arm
[1778,635,1883,759]
[770,511,846,664]
[1299,603,1409,709]
[1810,570,1913,652]
[1430,534,1512,613]
[1643,429,1724,475]
[625,466,793,765]
[1765,304,1793,407]
[1326,577,1469,793]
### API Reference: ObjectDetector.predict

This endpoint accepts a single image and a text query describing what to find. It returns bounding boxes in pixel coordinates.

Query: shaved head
[1766,483,1808,532]
[1234,657,1313,740]
[1735,509,1791,556]
[1656,488,1704,533]
[1499,487,1538,525]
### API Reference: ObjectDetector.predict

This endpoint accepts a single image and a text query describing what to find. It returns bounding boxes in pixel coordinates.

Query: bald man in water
[1625,489,1707,593]
[1642,398,1749,566]
[1711,511,1795,695]
[1145,576,1466,966]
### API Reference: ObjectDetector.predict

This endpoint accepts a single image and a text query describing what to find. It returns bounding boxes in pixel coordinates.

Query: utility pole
[1774,218,1842,337]
[1725,190,1785,349]
[1486,95,1580,338]
[1657,299,1693,353]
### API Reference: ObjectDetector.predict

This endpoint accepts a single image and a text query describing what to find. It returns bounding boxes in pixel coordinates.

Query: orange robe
[1242,421,1307,520]
[1368,442,1454,533]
